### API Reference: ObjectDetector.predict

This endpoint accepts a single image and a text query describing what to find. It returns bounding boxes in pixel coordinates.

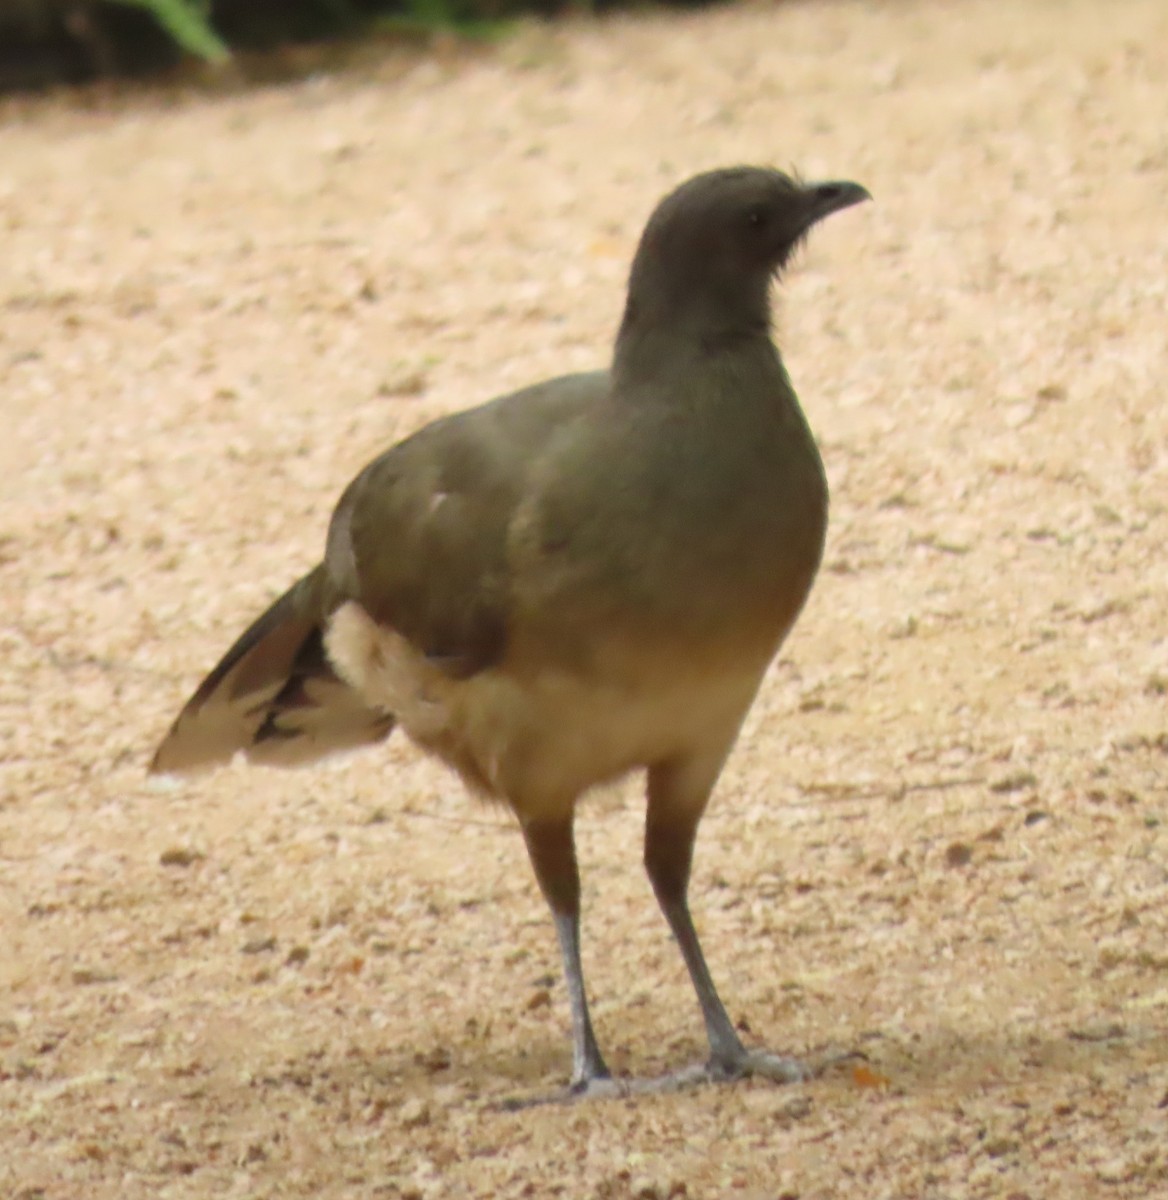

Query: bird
[151,166,870,1098]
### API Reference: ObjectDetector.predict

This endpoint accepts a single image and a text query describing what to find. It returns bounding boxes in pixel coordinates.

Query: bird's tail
[150,565,394,775]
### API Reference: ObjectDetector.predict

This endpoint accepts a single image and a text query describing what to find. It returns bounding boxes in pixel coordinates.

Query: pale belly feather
[325,601,766,821]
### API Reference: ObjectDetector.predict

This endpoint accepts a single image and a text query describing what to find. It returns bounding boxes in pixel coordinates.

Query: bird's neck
[612,306,777,389]
[611,273,774,387]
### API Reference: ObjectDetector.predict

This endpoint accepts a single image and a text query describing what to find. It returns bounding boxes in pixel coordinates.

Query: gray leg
[645,759,808,1083]
[521,816,611,1090]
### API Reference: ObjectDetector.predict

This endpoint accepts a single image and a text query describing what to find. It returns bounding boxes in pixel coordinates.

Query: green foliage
[376,0,510,40]
[1,0,693,89]
[110,0,229,63]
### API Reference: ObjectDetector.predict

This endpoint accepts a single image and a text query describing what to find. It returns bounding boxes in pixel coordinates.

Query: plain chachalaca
[152,166,870,1097]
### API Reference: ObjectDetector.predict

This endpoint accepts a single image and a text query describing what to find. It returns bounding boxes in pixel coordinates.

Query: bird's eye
[746,207,769,231]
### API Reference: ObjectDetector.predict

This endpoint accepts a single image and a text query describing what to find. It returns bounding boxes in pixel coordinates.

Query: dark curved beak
[803,180,872,226]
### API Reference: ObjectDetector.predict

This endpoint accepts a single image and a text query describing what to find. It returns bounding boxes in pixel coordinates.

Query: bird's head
[619,166,870,350]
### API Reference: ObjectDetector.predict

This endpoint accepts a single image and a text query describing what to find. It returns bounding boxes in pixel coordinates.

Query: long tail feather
[151,566,393,775]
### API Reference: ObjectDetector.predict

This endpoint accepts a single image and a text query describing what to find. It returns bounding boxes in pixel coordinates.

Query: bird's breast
[511,381,828,678]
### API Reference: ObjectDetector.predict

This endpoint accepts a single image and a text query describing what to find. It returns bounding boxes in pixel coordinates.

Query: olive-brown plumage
[152,167,870,1095]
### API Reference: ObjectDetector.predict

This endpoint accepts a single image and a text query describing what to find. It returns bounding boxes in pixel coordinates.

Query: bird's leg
[520,815,612,1092]
[645,759,809,1085]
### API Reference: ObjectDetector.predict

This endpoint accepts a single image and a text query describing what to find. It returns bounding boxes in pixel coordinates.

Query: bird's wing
[325,371,608,679]
[150,372,607,775]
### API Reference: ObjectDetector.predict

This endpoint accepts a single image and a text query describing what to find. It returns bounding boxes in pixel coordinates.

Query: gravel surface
[2,0,1167,1196]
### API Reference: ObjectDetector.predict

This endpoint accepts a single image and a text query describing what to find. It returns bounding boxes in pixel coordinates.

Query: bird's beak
[802,180,872,227]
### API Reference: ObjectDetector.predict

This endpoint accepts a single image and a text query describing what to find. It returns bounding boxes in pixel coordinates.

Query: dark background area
[0,0,716,92]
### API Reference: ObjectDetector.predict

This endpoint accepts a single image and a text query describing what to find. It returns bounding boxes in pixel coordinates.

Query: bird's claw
[707,1049,813,1084]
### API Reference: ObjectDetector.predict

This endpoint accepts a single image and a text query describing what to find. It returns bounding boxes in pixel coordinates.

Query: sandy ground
[2,0,1167,1195]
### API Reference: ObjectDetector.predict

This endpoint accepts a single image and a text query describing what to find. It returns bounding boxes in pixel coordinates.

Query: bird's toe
[708,1049,813,1084]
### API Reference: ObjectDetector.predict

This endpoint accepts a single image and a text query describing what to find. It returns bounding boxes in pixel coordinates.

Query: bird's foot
[710,1044,869,1086]
[495,1073,628,1111]
[706,1048,812,1084]
[495,1048,864,1108]
[545,1053,810,1099]
[568,1074,628,1102]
